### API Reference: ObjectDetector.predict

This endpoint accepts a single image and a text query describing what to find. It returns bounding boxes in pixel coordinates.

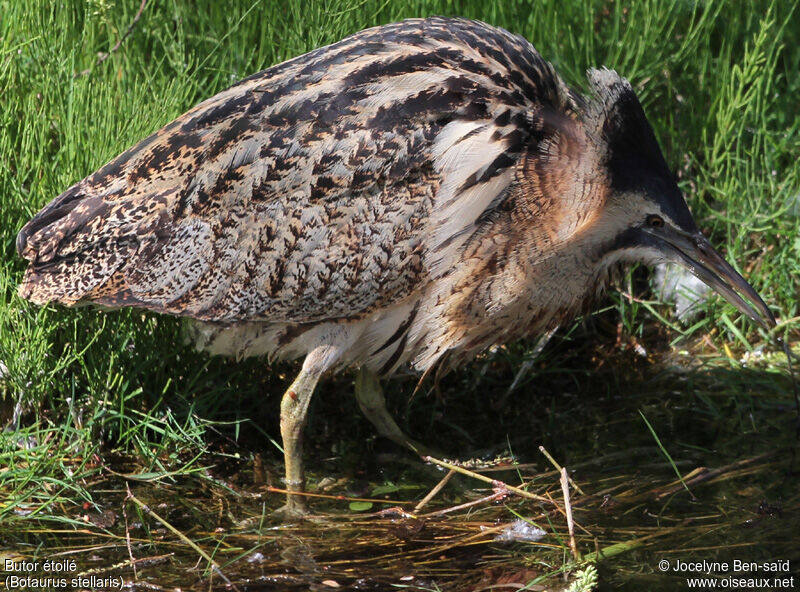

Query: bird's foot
[271,499,310,521]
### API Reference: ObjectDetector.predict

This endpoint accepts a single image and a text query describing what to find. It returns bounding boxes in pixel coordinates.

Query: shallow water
[2,340,798,591]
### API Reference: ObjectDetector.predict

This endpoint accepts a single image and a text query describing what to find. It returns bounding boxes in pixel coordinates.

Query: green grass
[1,0,799,589]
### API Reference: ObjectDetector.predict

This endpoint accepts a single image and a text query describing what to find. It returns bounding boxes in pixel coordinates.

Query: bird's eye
[646,215,664,228]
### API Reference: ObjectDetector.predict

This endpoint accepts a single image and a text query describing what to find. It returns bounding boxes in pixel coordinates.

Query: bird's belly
[406,251,600,371]
[186,297,423,373]
[187,248,604,378]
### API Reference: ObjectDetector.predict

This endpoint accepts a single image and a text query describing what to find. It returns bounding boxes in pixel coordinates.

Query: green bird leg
[276,362,323,517]
[355,366,437,457]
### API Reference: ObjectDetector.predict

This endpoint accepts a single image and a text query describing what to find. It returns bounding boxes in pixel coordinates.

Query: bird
[16,17,776,516]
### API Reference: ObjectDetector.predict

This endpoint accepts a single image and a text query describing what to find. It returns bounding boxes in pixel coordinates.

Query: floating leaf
[349,501,373,512]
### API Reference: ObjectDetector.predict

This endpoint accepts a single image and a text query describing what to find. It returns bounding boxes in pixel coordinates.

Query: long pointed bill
[646,227,776,331]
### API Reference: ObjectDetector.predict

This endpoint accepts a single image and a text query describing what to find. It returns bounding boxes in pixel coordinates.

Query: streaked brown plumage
[17,17,775,515]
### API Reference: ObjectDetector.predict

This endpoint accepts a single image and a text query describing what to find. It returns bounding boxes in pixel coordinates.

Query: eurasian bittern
[17,17,776,516]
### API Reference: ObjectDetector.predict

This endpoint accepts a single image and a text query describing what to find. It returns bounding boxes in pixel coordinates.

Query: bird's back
[17,17,576,342]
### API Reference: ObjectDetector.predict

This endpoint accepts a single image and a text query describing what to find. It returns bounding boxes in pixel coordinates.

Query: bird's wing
[17,17,576,324]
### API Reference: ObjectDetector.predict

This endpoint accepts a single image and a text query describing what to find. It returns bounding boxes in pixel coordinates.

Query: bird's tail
[16,180,138,307]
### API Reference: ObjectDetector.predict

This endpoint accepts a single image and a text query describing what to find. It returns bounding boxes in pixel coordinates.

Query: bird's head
[581,68,775,331]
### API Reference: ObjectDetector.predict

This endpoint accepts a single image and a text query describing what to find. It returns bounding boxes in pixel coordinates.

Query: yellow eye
[647,215,664,228]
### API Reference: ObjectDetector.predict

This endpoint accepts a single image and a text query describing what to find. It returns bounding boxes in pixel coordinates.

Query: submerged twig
[265,485,409,506]
[583,524,687,562]
[423,456,553,504]
[540,446,585,495]
[75,554,173,580]
[654,452,773,499]
[560,468,579,561]
[122,491,137,580]
[414,468,455,513]
[417,487,509,518]
[543,490,593,537]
